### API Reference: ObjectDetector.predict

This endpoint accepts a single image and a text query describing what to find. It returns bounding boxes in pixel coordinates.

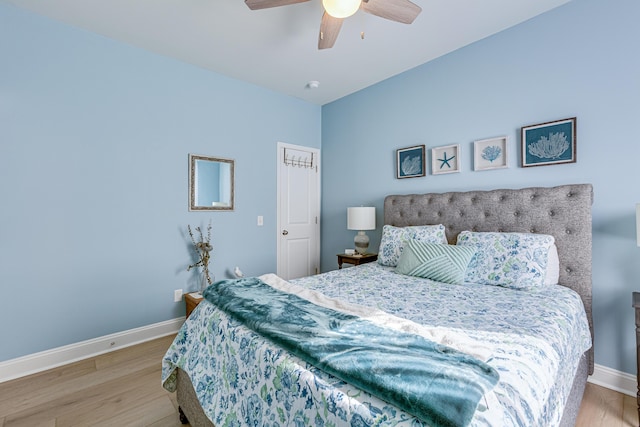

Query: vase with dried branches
[187,221,213,292]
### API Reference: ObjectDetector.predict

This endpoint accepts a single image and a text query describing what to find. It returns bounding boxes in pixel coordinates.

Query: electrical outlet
[257,215,264,226]
[174,289,183,302]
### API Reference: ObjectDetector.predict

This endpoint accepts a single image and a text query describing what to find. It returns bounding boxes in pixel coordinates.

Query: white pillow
[456,231,555,289]
[378,224,447,267]
[544,244,560,285]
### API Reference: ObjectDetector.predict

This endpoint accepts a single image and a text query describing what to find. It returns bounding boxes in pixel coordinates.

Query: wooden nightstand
[337,253,378,269]
[185,292,204,319]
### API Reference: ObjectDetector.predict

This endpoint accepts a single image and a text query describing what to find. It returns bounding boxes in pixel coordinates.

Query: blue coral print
[481,145,502,162]
[397,147,424,177]
[524,119,575,165]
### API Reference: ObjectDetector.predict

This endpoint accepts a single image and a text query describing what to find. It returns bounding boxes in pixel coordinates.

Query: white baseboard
[0,317,184,383]
[589,363,637,397]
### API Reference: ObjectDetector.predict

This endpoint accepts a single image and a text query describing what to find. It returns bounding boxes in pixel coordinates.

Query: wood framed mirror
[189,154,234,211]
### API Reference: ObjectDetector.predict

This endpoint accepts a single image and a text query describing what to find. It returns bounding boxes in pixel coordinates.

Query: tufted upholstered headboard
[384,183,594,374]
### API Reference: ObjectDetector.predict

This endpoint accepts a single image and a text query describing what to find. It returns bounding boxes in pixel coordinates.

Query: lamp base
[354,231,369,255]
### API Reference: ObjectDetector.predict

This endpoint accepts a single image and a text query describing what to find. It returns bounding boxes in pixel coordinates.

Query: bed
[162,183,594,426]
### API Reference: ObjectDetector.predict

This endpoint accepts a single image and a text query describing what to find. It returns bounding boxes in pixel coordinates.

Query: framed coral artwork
[396,145,425,179]
[521,117,576,167]
[474,136,508,171]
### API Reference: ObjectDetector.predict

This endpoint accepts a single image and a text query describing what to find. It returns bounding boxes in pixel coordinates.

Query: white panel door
[277,143,320,280]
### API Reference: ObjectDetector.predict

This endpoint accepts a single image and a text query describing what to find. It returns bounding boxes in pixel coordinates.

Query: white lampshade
[347,207,376,230]
[347,207,375,255]
[636,203,640,246]
[322,0,360,18]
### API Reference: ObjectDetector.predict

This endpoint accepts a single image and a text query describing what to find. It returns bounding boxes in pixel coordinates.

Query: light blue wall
[321,0,640,375]
[0,3,320,361]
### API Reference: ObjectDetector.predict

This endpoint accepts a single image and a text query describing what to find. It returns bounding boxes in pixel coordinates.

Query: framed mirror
[189,154,234,211]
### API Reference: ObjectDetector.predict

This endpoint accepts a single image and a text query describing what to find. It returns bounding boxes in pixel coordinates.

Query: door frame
[276,141,321,278]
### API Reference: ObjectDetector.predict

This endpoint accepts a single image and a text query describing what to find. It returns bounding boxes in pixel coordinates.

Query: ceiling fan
[245,0,422,49]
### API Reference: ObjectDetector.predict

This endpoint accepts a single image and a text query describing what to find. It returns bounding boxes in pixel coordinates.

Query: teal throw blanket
[203,278,499,427]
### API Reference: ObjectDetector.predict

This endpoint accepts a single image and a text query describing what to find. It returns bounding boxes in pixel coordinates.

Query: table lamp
[347,207,376,255]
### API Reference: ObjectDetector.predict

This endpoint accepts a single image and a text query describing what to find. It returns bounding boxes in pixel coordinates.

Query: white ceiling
[4,0,570,105]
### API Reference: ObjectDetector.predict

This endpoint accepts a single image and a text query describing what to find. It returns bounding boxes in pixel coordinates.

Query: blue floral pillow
[456,231,555,289]
[378,224,447,267]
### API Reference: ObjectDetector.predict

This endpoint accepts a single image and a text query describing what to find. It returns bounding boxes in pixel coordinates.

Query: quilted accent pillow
[378,224,447,267]
[395,240,477,284]
[456,231,555,289]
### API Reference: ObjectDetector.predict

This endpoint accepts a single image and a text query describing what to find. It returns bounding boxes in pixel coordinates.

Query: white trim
[589,363,637,397]
[0,317,184,383]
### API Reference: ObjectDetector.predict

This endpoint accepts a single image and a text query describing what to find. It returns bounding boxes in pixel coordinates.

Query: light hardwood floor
[0,335,637,426]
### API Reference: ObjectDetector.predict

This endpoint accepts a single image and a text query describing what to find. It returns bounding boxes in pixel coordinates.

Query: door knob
[282,230,289,235]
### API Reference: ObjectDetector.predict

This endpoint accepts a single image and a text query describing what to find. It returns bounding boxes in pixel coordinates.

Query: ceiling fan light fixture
[322,0,360,19]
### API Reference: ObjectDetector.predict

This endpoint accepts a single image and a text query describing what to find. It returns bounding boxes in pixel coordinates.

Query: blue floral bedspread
[162,264,591,427]
[201,277,498,427]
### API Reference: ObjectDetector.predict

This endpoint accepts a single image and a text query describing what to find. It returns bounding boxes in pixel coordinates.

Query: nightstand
[185,292,204,319]
[337,253,378,269]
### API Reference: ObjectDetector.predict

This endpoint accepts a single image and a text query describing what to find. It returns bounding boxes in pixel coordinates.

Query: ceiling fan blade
[245,0,310,11]
[318,12,343,50]
[361,0,421,24]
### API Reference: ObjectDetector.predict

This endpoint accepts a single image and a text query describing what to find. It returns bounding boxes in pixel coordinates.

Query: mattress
[162,263,591,426]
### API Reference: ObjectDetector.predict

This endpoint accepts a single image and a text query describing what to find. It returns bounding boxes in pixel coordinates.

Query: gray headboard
[384,184,594,374]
